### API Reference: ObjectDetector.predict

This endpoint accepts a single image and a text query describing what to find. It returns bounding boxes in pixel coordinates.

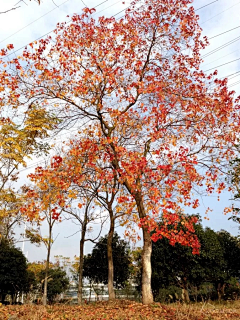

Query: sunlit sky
[1,0,240,262]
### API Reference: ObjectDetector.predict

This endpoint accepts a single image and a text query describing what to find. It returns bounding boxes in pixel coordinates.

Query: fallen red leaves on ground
[0,300,240,319]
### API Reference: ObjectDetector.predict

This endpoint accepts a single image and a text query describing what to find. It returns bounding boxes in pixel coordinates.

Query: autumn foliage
[1,0,240,304]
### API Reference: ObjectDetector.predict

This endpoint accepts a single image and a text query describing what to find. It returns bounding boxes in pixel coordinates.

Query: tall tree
[2,0,240,303]
[95,177,122,301]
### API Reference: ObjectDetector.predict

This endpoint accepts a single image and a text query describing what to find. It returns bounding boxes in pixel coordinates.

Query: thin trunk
[182,288,190,303]
[182,278,190,303]
[78,207,88,305]
[182,287,190,303]
[135,193,153,304]
[89,281,92,302]
[107,207,115,300]
[217,283,226,301]
[78,235,85,304]
[1,294,6,303]
[43,223,52,306]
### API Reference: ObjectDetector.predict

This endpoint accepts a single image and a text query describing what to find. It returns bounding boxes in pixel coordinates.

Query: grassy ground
[1,300,240,319]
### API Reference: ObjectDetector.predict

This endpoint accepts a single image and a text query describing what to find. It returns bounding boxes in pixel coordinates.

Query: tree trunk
[217,283,226,301]
[78,235,85,304]
[135,193,153,304]
[182,278,190,303]
[43,223,52,306]
[141,227,153,304]
[77,206,88,305]
[182,288,190,303]
[111,146,153,304]
[107,208,115,300]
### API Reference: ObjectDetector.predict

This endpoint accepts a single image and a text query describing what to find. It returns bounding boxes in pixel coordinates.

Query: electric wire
[228,79,240,88]
[209,25,240,40]
[201,1,240,25]
[2,0,218,59]
[0,0,71,45]
[204,57,240,72]
[202,35,240,59]
[2,0,131,60]
[202,49,238,68]
[195,1,219,11]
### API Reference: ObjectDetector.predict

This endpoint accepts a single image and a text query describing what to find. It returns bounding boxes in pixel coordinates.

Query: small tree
[21,163,67,305]
[83,233,131,290]
[0,240,31,303]
[38,267,69,304]
[32,144,106,305]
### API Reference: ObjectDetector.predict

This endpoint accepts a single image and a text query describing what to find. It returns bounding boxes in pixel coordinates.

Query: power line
[80,0,87,6]
[228,79,240,89]
[0,0,70,45]
[227,71,240,80]
[209,25,240,40]
[97,0,123,16]
[204,57,240,72]
[195,0,218,11]
[201,1,240,25]
[202,49,238,68]
[202,35,240,59]
[3,0,129,60]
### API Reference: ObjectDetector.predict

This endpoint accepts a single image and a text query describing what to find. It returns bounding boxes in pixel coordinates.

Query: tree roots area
[1,300,240,320]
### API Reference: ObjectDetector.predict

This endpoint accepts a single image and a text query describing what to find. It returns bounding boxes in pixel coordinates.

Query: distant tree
[0,240,31,303]
[149,222,240,302]
[83,233,131,289]
[228,155,240,229]
[216,230,240,298]
[38,267,69,304]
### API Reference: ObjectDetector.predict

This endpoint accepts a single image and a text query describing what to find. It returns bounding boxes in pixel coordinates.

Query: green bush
[155,285,182,303]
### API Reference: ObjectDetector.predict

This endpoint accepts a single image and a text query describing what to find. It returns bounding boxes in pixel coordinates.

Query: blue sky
[1,0,240,261]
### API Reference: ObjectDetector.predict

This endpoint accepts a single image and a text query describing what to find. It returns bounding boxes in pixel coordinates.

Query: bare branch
[64,230,80,239]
